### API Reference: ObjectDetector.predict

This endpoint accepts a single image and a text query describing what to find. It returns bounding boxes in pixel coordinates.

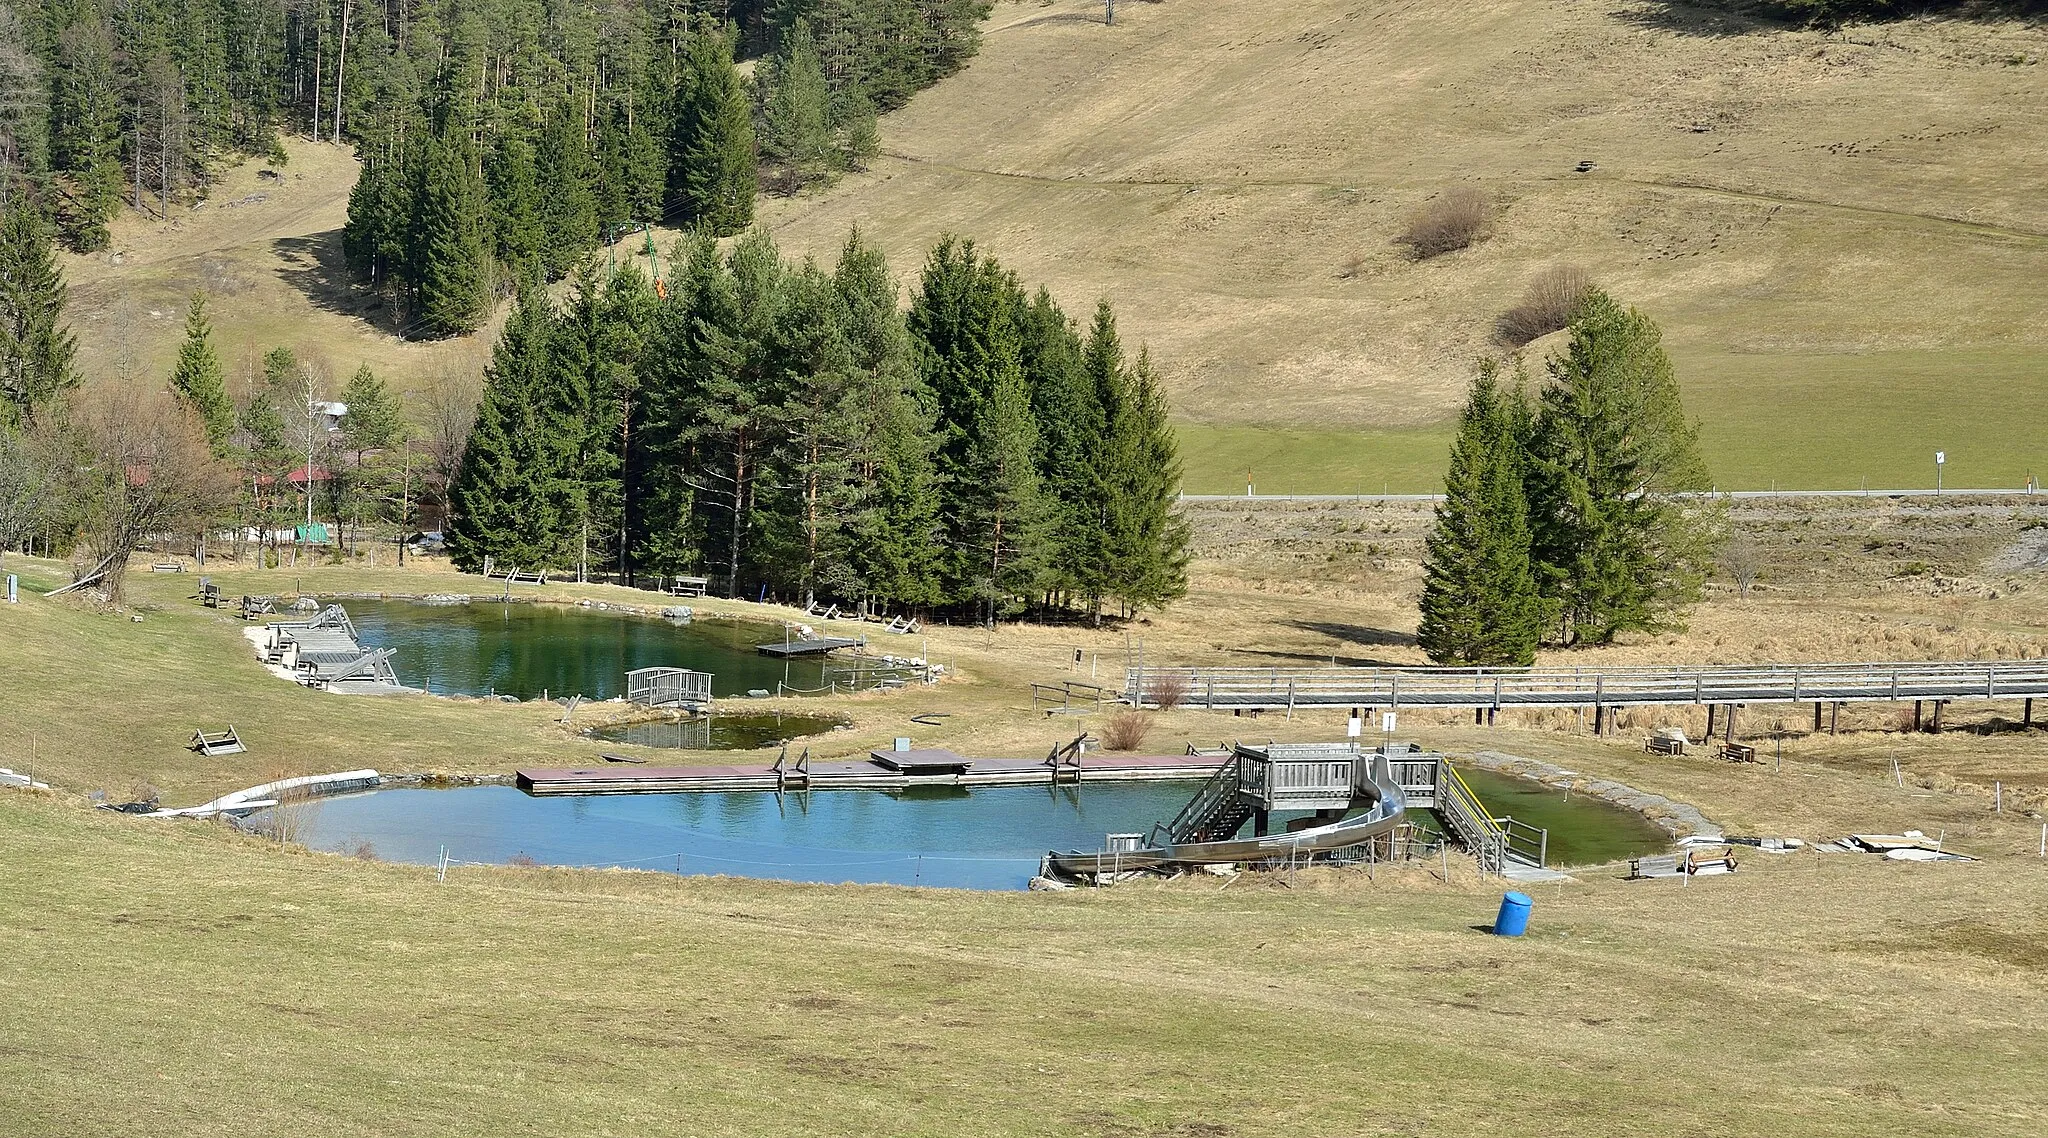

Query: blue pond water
[284,783,1208,890]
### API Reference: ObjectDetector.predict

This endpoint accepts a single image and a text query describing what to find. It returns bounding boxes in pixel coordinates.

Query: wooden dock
[756,636,863,658]
[515,749,1218,796]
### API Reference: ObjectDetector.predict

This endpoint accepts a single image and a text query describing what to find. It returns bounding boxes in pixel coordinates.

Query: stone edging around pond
[1462,750,1722,842]
[382,772,517,789]
[317,591,700,622]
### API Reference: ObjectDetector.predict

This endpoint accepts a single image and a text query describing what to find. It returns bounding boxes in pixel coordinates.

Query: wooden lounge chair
[191,726,246,756]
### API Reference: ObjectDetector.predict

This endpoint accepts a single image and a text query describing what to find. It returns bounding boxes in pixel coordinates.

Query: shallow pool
[341,599,829,700]
[1450,764,1672,867]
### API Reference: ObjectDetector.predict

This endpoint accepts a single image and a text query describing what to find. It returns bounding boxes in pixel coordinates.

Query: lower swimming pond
[271,766,1672,890]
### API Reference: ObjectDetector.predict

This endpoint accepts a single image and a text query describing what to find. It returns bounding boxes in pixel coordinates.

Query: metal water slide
[1042,751,1411,878]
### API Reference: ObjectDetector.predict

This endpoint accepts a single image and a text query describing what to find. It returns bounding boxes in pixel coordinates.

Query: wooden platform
[756,637,863,657]
[515,750,1220,796]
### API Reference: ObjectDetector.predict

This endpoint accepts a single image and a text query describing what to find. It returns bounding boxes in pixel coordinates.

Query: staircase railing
[1435,763,1507,875]
[1159,754,1248,844]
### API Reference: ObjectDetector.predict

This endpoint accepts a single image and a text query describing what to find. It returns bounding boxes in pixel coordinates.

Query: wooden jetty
[756,636,863,658]
[516,748,1218,796]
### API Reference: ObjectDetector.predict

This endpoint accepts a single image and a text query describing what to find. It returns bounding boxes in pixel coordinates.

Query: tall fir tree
[959,349,1053,622]
[1024,291,1098,607]
[667,30,756,236]
[411,134,494,338]
[0,200,80,430]
[758,19,834,190]
[169,293,235,453]
[1525,290,1717,645]
[535,100,600,278]
[1099,347,1190,616]
[445,295,570,571]
[486,137,545,286]
[1417,360,1546,666]
[48,11,124,251]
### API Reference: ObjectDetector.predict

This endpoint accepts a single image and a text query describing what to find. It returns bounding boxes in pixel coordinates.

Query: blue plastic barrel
[1494,891,1533,937]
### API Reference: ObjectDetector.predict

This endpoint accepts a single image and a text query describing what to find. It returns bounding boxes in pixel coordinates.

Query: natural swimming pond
[1448,764,1672,867]
[588,712,851,751]
[342,598,835,700]
[276,768,1671,890]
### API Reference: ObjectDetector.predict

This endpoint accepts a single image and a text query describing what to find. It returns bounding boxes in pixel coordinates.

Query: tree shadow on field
[1615,0,2047,39]
[1289,620,1419,651]
[273,232,406,336]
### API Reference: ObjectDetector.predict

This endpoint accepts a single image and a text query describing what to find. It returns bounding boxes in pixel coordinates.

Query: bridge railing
[1127,660,2048,709]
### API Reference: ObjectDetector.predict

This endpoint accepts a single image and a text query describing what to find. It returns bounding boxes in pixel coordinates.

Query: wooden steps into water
[755,637,863,658]
[514,750,1219,796]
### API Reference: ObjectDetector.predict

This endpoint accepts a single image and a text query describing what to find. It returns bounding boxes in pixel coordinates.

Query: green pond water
[589,712,851,751]
[1444,764,1671,867]
[342,598,828,700]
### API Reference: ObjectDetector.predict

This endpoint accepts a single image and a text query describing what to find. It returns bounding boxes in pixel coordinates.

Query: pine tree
[0,201,80,430]
[1526,290,1717,645]
[333,365,406,554]
[411,134,493,338]
[169,293,235,453]
[667,30,756,236]
[343,152,412,287]
[1023,290,1097,608]
[445,295,569,571]
[835,87,880,170]
[1417,360,1545,666]
[49,14,124,251]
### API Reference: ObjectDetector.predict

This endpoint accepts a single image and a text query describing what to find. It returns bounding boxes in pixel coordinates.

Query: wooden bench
[150,561,184,573]
[1644,736,1685,756]
[665,576,709,598]
[1683,846,1739,875]
[190,726,246,756]
[1719,742,1757,764]
[239,595,276,619]
[200,582,223,608]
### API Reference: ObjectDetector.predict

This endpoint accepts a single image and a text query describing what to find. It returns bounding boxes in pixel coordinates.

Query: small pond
[274,766,1671,890]
[588,712,850,751]
[342,598,836,700]
[1449,764,1671,867]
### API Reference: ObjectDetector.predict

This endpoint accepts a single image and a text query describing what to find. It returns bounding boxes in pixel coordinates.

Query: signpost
[1935,450,1945,493]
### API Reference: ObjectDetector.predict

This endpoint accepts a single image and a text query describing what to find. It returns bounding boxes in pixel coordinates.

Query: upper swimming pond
[342,599,836,700]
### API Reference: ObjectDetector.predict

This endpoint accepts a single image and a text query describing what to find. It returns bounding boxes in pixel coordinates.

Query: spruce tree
[959,351,1053,623]
[668,30,756,236]
[1024,291,1098,608]
[759,20,835,190]
[486,137,545,286]
[1417,361,1545,666]
[1100,347,1191,616]
[446,295,569,572]
[334,366,407,554]
[1526,290,1717,645]
[535,100,600,278]
[411,134,493,338]
[49,16,124,252]
[0,201,80,430]
[169,293,236,454]
[835,88,880,170]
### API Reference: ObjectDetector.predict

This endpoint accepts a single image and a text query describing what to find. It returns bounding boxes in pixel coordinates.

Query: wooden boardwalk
[1129,660,2048,714]
[516,749,1218,796]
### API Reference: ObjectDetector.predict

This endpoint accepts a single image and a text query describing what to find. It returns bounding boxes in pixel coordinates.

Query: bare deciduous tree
[66,382,236,600]
[1720,535,1763,599]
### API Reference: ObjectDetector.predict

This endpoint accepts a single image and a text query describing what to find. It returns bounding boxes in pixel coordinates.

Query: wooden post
[1931,700,1944,733]
[1813,702,1823,733]
[1913,700,1923,732]
[1830,702,1840,735]
[1594,705,1606,736]
[1706,703,1717,737]
[2025,697,2034,728]
[1726,704,1738,742]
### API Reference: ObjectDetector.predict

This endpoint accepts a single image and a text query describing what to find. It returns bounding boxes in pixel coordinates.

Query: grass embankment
[5,789,2048,1137]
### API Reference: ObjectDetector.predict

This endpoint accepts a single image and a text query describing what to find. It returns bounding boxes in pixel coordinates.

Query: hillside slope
[760,0,2048,489]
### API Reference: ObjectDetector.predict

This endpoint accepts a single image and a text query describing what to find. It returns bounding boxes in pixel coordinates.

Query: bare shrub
[349,841,378,861]
[1337,253,1367,279]
[1100,710,1154,752]
[1399,186,1489,260]
[126,781,163,808]
[1145,673,1189,710]
[507,853,540,867]
[1495,264,1592,346]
